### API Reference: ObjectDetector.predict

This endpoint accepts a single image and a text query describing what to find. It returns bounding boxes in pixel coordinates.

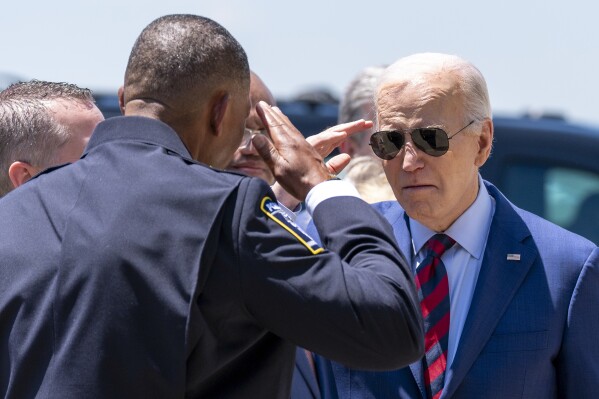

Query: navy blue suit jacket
[0,116,423,398]
[313,182,599,398]
[291,348,321,399]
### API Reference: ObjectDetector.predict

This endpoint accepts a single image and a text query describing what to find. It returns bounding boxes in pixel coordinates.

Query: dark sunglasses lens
[413,128,449,156]
[370,131,405,160]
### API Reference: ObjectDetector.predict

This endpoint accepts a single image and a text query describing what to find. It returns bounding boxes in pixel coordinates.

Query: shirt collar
[409,174,494,259]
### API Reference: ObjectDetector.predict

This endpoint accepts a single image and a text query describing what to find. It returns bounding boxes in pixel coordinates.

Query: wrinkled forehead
[375,74,464,128]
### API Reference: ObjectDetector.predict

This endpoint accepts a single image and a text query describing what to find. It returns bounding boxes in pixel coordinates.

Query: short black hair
[124,14,249,104]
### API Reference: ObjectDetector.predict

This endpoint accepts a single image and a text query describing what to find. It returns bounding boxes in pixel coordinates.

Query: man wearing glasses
[228,71,277,185]
[315,53,599,398]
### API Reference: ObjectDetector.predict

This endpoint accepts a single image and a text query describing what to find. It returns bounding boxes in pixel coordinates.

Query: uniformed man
[0,15,423,398]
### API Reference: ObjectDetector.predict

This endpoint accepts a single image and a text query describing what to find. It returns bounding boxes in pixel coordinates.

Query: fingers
[305,119,375,158]
[306,130,347,158]
[256,101,299,145]
[252,133,280,171]
[330,119,373,135]
[325,153,352,175]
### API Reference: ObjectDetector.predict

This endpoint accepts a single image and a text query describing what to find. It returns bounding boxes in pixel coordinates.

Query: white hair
[376,53,492,128]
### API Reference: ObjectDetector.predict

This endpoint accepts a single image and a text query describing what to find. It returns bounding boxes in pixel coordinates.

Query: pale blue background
[1,0,597,125]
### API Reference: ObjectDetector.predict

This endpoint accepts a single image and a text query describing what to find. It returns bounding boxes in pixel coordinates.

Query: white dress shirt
[409,175,495,376]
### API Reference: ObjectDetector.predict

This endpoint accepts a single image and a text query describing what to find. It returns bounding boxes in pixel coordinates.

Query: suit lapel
[295,348,321,398]
[377,202,427,399]
[442,184,537,398]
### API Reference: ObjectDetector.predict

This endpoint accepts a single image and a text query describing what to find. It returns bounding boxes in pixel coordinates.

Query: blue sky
[2,0,598,125]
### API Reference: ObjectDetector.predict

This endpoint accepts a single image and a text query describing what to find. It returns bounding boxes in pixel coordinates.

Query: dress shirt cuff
[305,180,361,216]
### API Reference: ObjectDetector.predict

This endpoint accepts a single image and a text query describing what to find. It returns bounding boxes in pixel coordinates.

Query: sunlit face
[227,73,276,184]
[49,99,104,165]
[378,77,492,232]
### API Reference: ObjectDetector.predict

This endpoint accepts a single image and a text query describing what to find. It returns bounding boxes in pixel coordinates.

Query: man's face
[227,74,276,184]
[378,77,492,232]
[50,99,104,165]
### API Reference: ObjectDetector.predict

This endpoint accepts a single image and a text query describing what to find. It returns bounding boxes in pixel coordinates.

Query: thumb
[325,153,351,175]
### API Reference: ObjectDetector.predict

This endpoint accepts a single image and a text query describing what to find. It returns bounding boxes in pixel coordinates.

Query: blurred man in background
[227,71,277,184]
[337,66,384,157]
[337,65,395,203]
[0,80,103,197]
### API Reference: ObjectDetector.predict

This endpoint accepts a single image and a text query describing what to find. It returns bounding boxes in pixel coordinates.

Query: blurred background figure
[0,80,104,197]
[336,65,395,202]
[337,65,384,157]
[227,71,276,184]
[344,155,395,203]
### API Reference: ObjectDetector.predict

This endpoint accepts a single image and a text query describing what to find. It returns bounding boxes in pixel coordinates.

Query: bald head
[124,14,250,111]
[227,71,276,184]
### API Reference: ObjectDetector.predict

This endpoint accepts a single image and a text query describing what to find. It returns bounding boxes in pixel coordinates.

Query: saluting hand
[253,101,372,201]
[252,101,329,201]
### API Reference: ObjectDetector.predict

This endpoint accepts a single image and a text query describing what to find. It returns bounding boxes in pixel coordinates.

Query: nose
[401,143,424,172]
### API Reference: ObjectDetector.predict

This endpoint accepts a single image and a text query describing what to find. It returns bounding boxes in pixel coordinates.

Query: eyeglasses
[239,128,269,149]
[369,120,476,160]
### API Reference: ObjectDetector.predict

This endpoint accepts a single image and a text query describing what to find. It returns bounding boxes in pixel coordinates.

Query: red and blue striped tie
[416,234,455,399]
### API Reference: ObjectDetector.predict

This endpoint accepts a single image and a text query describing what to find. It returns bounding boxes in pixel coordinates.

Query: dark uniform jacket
[0,116,422,398]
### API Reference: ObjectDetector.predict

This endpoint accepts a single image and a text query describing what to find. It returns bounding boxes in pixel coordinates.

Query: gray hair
[376,53,491,128]
[338,66,386,124]
[0,80,95,196]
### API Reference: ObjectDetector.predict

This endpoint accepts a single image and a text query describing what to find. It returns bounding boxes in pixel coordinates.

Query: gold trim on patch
[260,196,324,255]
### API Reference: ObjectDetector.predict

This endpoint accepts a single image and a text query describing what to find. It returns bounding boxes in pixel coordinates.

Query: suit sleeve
[557,246,599,397]
[235,177,424,370]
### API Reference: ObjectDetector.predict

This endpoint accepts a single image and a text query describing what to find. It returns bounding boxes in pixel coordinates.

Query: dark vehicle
[94,93,599,245]
[481,115,599,245]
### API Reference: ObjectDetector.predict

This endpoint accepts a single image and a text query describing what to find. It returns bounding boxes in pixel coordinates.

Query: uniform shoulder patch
[260,196,323,255]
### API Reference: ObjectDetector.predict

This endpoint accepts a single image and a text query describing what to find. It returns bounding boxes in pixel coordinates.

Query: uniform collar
[84,116,192,159]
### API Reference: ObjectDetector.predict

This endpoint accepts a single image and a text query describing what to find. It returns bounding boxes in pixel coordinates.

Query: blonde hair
[344,156,395,203]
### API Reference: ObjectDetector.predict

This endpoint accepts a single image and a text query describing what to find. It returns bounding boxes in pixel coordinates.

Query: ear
[474,118,494,167]
[8,161,39,189]
[117,86,125,115]
[209,92,230,137]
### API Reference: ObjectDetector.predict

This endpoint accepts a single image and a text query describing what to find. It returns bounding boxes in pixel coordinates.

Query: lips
[402,184,435,191]
[231,162,265,172]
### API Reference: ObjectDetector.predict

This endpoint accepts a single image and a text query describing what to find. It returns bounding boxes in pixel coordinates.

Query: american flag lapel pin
[507,253,521,261]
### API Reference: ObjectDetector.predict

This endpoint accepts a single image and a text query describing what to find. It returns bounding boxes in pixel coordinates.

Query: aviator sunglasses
[369,120,476,160]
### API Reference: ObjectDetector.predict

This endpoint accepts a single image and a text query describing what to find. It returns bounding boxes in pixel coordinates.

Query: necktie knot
[424,234,455,259]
